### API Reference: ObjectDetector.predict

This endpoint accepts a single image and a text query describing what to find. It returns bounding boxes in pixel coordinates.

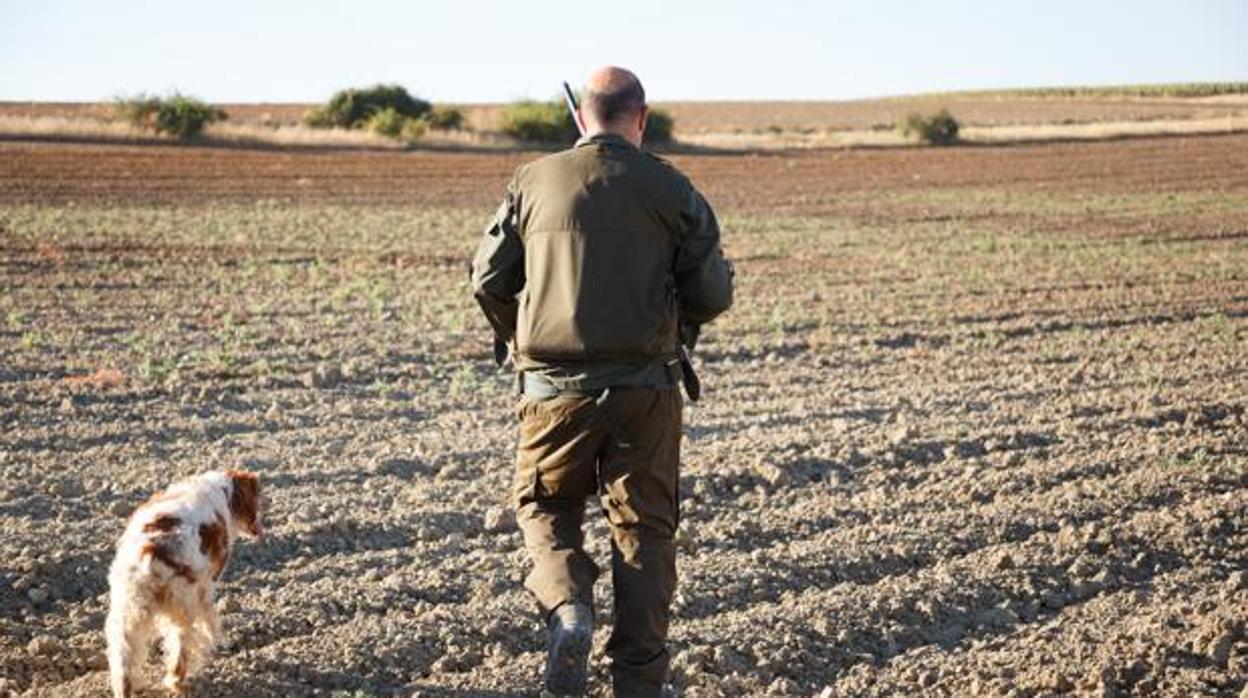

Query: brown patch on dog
[142,513,181,534]
[227,470,262,537]
[140,541,197,583]
[199,512,230,580]
[152,583,170,605]
[129,487,178,519]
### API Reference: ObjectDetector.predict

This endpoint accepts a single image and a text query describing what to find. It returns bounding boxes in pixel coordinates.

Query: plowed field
[1,134,1245,697]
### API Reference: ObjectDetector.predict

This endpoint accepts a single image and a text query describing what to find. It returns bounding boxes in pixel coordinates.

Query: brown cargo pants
[513,385,682,697]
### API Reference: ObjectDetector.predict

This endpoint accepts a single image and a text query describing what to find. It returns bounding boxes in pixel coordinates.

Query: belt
[521,372,604,400]
[520,365,680,401]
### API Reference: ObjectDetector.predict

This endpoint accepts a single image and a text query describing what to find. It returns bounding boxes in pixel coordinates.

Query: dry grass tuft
[207,122,403,148]
[0,115,151,141]
[961,116,1247,143]
[0,115,518,151]
[35,242,67,266]
[62,367,127,390]
[678,115,1246,150]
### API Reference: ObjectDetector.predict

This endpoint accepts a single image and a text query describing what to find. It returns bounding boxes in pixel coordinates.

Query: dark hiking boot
[543,602,593,696]
[611,681,678,698]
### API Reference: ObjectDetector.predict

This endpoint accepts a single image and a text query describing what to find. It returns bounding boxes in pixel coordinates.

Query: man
[470,66,733,698]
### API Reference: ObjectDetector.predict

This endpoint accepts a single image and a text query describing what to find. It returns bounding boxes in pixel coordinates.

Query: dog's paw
[162,672,189,695]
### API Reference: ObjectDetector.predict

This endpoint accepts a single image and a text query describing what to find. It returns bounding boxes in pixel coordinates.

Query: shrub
[402,116,428,140]
[359,108,428,141]
[153,95,226,139]
[304,84,431,129]
[115,94,162,129]
[116,93,225,139]
[426,105,465,131]
[500,99,578,143]
[365,107,407,138]
[899,110,960,146]
[302,107,335,129]
[645,108,675,144]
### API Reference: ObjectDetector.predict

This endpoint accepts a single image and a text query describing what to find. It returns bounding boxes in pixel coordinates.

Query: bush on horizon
[304,84,432,129]
[500,99,579,143]
[645,108,674,144]
[115,93,226,140]
[899,109,960,146]
[364,107,408,138]
[425,105,465,131]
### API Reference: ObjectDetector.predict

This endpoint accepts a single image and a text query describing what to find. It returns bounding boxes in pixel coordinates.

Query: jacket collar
[575,131,637,150]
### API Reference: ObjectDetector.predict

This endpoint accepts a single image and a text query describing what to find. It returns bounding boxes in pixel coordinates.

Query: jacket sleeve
[673,184,734,328]
[469,179,525,343]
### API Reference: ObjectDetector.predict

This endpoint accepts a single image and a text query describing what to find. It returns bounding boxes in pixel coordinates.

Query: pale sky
[2,0,1244,103]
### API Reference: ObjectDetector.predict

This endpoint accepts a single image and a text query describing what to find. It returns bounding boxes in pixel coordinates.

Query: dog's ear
[226,470,263,538]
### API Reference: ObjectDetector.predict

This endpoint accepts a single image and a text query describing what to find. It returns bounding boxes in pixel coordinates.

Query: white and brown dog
[105,470,262,697]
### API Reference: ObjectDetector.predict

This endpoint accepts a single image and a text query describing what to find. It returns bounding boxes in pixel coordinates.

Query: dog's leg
[158,609,194,694]
[105,602,131,698]
[200,591,223,647]
[160,619,192,695]
[106,601,152,698]
[209,605,223,646]
[180,587,221,678]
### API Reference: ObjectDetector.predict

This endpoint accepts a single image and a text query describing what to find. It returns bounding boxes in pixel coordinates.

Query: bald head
[581,66,648,145]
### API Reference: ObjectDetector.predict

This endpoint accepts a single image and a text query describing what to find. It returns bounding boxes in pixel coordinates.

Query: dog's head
[226,470,264,539]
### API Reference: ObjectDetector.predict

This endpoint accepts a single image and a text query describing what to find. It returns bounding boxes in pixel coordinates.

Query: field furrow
[1,134,1245,696]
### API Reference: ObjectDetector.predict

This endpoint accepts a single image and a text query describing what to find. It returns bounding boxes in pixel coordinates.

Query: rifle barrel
[562,81,585,137]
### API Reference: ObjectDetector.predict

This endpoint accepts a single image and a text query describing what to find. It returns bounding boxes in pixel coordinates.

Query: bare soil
[0,135,1245,697]
[3,134,1247,209]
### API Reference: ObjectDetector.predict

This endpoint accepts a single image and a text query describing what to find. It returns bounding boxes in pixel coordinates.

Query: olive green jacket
[471,132,733,387]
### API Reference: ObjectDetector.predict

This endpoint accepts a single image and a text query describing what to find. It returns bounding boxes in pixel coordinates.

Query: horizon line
[1,79,1244,106]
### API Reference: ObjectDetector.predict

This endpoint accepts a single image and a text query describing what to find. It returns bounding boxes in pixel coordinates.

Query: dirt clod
[756,462,791,488]
[483,507,516,534]
[26,635,56,656]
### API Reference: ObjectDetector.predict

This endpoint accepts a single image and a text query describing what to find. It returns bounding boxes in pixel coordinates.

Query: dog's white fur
[105,470,261,697]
